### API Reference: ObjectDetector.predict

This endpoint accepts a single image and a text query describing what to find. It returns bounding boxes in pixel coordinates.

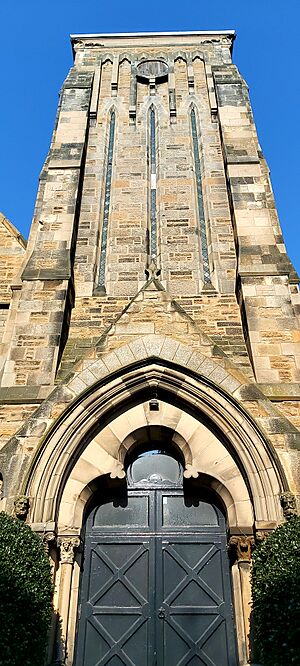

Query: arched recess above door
[23,355,287,534]
[57,409,253,532]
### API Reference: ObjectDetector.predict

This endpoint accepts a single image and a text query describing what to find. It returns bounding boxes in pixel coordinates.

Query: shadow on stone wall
[48,611,65,666]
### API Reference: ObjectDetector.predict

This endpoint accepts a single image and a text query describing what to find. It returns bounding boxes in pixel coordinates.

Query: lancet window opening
[149,107,158,263]
[98,110,116,288]
[191,107,211,284]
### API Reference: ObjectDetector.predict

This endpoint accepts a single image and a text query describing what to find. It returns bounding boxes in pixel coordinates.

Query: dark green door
[75,453,237,666]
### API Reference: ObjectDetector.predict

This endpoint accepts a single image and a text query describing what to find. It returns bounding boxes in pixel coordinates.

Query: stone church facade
[0,30,299,665]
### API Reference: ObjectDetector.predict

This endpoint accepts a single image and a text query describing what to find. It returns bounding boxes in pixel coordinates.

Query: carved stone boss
[14,495,30,521]
[280,491,298,520]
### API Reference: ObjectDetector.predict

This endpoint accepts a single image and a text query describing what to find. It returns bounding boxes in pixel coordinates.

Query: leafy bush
[251,516,300,666]
[0,512,53,666]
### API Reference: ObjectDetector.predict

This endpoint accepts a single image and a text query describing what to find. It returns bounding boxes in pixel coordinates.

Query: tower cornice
[70,30,236,58]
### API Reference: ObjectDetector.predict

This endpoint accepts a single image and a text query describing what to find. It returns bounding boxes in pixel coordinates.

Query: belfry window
[98,110,116,288]
[191,107,211,285]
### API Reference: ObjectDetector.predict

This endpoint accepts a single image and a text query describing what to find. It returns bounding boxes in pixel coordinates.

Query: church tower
[0,31,299,665]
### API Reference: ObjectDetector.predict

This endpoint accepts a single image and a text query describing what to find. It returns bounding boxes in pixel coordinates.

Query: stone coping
[70,30,236,40]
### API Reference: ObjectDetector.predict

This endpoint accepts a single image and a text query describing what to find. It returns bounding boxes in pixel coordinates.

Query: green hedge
[251,516,300,666]
[0,512,53,666]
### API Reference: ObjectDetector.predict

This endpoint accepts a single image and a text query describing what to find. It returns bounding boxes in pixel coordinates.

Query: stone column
[57,536,81,662]
[228,535,255,663]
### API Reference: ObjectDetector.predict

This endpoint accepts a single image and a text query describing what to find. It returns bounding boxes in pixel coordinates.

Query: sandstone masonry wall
[0,32,300,506]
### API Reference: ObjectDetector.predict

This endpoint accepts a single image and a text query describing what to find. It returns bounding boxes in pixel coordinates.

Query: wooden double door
[75,483,237,666]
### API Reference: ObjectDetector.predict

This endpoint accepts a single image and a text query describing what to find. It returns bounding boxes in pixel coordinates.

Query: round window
[136,60,168,82]
[126,446,183,486]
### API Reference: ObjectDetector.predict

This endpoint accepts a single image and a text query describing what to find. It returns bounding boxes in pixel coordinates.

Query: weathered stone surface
[0,33,299,499]
[0,31,299,665]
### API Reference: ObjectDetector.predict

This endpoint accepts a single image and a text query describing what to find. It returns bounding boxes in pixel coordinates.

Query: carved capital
[58,536,81,564]
[228,535,255,564]
[255,530,272,544]
[280,492,298,520]
[14,495,30,521]
[43,531,57,554]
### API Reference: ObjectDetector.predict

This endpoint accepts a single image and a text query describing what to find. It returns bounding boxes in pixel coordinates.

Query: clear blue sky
[0,0,299,273]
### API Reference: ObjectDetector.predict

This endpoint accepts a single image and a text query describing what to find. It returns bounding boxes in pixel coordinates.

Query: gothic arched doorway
[74,443,238,666]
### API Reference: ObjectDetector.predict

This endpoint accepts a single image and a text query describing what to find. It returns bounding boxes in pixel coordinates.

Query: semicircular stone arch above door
[74,445,238,666]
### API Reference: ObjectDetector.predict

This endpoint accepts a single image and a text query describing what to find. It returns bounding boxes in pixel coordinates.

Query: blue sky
[0,0,299,273]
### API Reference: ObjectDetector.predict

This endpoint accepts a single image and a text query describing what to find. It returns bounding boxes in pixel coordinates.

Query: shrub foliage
[0,512,53,666]
[251,516,300,666]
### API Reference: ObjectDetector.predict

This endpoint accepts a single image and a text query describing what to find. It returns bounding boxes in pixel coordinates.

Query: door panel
[76,538,155,666]
[75,490,237,666]
[157,537,237,666]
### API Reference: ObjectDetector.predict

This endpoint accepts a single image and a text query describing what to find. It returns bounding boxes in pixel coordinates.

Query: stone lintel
[258,383,300,401]
[228,526,254,536]
[48,160,82,169]
[254,521,278,531]
[226,155,260,165]
[48,142,85,169]
[21,270,71,280]
[31,521,56,534]
[22,262,71,281]
[58,528,81,537]
[238,267,292,277]
[214,77,244,85]
[0,385,53,404]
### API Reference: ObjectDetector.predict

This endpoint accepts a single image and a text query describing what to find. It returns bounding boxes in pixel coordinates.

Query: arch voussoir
[2,336,293,534]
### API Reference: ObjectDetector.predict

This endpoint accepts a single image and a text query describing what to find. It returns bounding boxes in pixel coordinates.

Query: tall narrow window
[98,110,116,288]
[191,108,211,285]
[149,107,157,262]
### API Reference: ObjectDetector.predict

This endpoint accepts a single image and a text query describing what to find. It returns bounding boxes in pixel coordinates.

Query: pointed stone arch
[101,54,114,65]
[174,52,188,63]
[137,93,168,124]
[56,404,255,535]
[191,51,205,63]
[18,335,289,533]
[2,335,296,528]
[119,54,132,65]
